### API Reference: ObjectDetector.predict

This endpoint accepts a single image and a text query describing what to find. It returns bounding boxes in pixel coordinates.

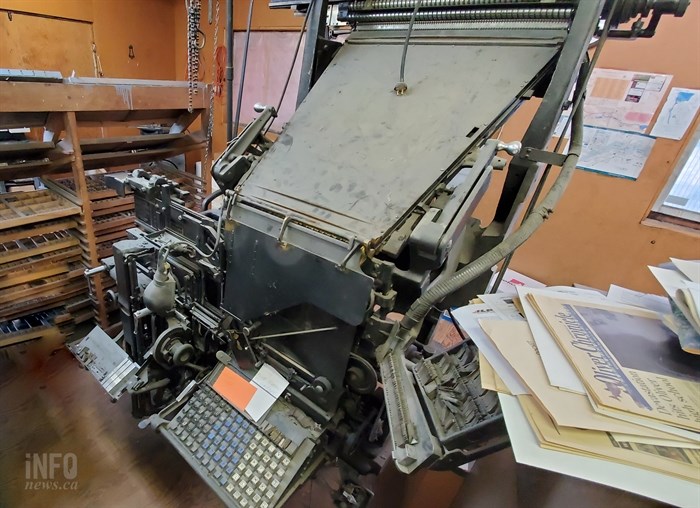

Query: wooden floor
[0,331,670,508]
[0,332,387,508]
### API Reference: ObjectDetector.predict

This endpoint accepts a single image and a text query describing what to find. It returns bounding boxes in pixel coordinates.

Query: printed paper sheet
[584,68,672,133]
[651,88,700,140]
[578,126,656,180]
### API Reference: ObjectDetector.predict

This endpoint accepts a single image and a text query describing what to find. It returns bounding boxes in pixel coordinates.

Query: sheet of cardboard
[517,286,601,394]
[452,304,529,395]
[517,395,700,482]
[212,366,257,412]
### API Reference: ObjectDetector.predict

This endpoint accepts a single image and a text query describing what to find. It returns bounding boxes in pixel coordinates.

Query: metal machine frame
[70,2,688,506]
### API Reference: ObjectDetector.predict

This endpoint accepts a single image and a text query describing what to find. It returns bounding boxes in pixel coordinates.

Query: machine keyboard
[161,385,313,508]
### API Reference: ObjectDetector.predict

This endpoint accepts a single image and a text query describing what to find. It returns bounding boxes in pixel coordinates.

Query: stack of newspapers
[451,269,700,507]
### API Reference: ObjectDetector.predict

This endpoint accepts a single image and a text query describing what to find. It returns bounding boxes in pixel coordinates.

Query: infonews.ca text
[24,452,78,491]
[25,480,79,491]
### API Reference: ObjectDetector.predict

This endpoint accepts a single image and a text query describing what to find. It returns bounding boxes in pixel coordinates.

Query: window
[650,125,700,229]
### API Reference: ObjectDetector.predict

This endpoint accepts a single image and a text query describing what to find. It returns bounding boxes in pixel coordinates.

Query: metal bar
[251,326,338,340]
[226,0,234,142]
[492,0,604,229]
[296,0,329,107]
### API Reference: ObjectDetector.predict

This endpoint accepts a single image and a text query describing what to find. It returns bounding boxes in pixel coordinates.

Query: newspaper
[529,294,700,433]
[479,320,696,444]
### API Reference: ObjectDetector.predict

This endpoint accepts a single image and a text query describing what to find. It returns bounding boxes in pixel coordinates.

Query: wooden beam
[0,81,208,113]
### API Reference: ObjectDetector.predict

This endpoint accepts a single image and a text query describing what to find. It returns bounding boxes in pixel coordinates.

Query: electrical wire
[394,0,423,95]
[280,6,313,112]
[262,3,313,136]
[233,0,256,136]
[165,192,232,260]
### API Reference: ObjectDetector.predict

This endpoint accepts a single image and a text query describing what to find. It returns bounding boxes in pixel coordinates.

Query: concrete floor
[0,331,670,508]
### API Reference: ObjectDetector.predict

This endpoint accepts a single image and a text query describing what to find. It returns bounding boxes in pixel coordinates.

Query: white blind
[664,138,700,213]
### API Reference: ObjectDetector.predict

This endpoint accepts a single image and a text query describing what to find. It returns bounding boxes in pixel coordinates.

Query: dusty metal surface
[238,39,559,243]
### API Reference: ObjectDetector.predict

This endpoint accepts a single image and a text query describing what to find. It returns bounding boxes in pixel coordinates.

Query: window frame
[650,124,700,227]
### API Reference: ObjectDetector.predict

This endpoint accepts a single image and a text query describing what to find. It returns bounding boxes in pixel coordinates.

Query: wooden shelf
[0,76,212,336]
[0,140,55,156]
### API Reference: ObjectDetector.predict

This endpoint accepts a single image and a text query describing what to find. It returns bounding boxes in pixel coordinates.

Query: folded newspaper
[649,259,700,354]
[529,293,700,434]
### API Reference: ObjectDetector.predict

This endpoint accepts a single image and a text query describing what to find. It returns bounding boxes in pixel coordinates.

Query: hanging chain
[204,0,220,176]
[186,0,202,113]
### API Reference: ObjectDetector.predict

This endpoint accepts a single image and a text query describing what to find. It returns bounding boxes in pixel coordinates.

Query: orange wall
[4,0,695,294]
[173,0,302,156]
[0,0,177,80]
[91,0,176,80]
[473,3,700,295]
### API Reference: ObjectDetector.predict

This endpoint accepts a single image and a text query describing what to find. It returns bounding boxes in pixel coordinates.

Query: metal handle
[84,265,108,278]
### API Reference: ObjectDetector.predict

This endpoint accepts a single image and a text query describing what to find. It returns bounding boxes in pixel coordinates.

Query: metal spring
[346,0,572,11]
[355,18,570,31]
[339,6,574,22]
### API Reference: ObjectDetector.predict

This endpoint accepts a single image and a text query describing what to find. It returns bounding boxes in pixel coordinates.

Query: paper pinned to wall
[577,126,655,180]
[584,68,672,134]
[650,88,700,140]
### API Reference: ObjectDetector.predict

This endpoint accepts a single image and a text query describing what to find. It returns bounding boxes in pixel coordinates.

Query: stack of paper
[451,285,700,507]
[649,258,700,354]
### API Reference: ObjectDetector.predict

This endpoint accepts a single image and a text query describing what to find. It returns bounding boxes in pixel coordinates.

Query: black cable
[264,2,313,135]
[202,188,224,210]
[394,0,423,95]
[446,308,469,343]
[277,4,313,113]
[233,0,255,136]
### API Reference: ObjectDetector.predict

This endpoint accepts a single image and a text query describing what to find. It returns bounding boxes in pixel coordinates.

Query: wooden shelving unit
[0,76,211,337]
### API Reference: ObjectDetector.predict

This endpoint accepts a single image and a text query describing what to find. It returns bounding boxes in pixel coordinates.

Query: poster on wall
[583,68,672,134]
[577,126,655,180]
[650,88,700,140]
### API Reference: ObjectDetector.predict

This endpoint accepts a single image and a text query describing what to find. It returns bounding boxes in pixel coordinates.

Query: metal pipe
[233,0,255,137]
[225,0,234,142]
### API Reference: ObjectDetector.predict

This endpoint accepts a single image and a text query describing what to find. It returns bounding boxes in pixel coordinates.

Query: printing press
[69,1,687,506]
